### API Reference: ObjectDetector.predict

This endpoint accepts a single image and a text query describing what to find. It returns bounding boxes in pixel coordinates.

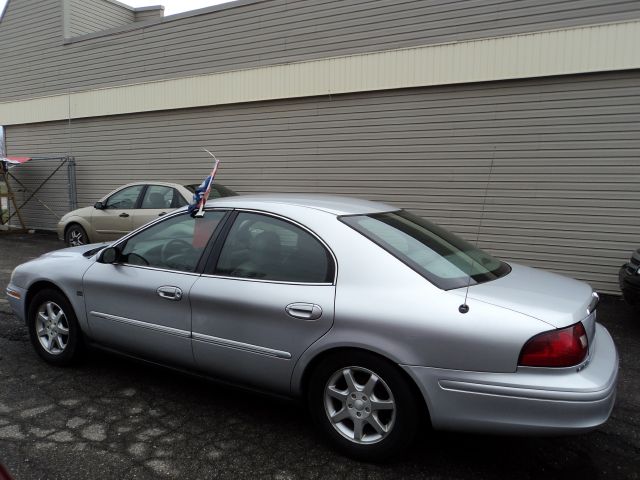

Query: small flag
[188,175,213,217]
[188,148,220,218]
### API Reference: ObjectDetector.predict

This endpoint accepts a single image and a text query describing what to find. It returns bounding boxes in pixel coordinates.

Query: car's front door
[83,211,226,367]
[190,211,336,395]
[91,185,144,241]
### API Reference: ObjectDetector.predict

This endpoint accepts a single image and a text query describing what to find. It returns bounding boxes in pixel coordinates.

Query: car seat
[147,192,168,209]
[231,231,283,279]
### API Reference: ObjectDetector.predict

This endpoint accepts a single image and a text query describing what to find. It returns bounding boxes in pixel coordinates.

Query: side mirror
[99,246,121,264]
[94,201,104,210]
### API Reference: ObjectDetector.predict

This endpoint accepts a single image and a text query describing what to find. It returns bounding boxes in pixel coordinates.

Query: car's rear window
[184,184,237,198]
[340,210,511,290]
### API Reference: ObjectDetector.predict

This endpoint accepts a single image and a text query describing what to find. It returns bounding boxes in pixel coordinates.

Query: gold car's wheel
[65,224,88,246]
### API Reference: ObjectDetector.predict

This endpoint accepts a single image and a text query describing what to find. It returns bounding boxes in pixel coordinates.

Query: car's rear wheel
[308,351,420,461]
[27,289,83,366]
[65,224,88,246]
[622,291,640,313]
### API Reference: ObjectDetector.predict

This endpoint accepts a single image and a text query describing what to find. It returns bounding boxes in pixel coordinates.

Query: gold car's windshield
[341,210,511,290]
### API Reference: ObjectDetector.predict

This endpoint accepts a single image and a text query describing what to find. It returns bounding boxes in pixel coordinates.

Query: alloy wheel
[35,301,70,355]
[323,366,396,444]
[67,228,86,246]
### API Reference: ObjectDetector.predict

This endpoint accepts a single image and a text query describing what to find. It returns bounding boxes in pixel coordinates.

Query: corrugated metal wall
[6,71,640,293]
[2,0,640,101]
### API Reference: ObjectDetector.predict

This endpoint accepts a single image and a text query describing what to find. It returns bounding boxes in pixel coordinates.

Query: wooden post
[0,161,27,231]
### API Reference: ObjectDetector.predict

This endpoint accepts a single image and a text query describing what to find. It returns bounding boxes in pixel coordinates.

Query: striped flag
[188,175,215,216]
[188,148,220,218]
[1,156,31,168]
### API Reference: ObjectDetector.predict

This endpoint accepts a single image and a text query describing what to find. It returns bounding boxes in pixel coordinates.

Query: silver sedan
[6,195,618,461]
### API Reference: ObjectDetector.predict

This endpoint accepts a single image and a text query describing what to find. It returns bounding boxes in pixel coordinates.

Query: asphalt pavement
[1,232,639,480]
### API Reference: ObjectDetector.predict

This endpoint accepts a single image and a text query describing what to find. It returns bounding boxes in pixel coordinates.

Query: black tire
[27,288,84,366]
[65,224,89,246]
[622,290,639,306]
[308,350,421,462]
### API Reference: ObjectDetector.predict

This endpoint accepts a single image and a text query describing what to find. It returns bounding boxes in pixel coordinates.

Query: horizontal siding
[133,9,163,23]
[2,0,640,102]
[0,1,60,49]
[5,71,640,293]
[2,20,639,126]
[68,0,134,37]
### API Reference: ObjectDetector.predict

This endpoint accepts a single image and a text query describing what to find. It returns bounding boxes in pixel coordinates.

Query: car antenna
[459,154,496,314]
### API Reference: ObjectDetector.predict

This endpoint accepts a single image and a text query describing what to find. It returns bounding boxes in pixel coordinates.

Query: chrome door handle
[285,303,322,320]
[157,286,183,301]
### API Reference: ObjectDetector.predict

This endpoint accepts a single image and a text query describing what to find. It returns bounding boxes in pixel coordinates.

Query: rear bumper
[402,322,618,434]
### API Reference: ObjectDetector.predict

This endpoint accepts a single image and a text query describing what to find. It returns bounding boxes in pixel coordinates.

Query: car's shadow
[61,346,631,480]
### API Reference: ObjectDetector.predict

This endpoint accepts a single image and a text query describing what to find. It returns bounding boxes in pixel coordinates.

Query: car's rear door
[133,185,187,230]
[189,211,336,395]
[83,211,227,368]
[91,185,144,240]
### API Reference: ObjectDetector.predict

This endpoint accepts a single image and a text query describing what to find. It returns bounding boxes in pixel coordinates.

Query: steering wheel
[160,239,194,266]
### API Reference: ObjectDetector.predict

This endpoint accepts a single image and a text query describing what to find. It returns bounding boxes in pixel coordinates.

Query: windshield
[340,210,511,290]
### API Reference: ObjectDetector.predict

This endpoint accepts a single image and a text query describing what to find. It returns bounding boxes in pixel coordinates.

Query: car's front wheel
[27,289,83,366]
[65,224,88,246]
[308,351,421,461]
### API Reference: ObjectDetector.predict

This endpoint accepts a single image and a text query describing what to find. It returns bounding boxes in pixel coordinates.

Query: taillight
[518,322,588,368]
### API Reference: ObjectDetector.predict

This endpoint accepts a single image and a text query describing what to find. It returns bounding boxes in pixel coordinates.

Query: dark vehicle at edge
[619,248,640,309]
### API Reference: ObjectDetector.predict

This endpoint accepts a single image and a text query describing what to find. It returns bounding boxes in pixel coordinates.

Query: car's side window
[105,185,144,210]
[120,212,225,272]
[140,185,174,209]
[173,189,189,208]
[214,212,334,283]
[209,185,225,199]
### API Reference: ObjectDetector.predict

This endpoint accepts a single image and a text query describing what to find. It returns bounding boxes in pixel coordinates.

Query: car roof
[116,181,186,189]
[100,181,194,202]
[206,194,398,215]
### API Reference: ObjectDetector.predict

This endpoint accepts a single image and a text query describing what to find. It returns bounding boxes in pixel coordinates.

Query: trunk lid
[452,263,594,329]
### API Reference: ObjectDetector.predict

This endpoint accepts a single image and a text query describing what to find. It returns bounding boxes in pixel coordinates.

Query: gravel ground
[0,232,638,479]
